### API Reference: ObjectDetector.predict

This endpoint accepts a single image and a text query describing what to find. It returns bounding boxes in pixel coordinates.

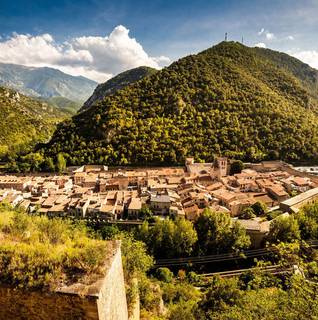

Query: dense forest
[80,66,157,112]
[0,87,68,161]
[15,41,318,169]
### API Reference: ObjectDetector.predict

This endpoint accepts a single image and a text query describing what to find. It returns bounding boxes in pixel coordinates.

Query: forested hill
[38,41,318,167]
[80,66,157,112]
[0,87,68,160]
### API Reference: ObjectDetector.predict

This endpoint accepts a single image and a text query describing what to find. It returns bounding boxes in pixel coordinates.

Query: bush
[156,267,174,283]
[0,206,109,289]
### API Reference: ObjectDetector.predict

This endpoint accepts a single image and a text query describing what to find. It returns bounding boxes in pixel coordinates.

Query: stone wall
[0,241,128,320]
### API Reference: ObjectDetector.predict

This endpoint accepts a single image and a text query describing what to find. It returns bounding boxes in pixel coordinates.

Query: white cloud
[286,35,295,41]
[292,50,318,69]
[0,26,170,82]
[266,32,275,40]
[255,42,267,48]
[257,28,276,41]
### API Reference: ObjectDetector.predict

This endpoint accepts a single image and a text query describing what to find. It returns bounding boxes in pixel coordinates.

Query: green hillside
[43,96,82,114]
[31,42,318,166]
[0,87,68,159]
[80,66,157,112]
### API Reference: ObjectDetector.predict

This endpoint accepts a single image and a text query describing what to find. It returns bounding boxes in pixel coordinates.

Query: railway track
[154,240,318,267]
[200,264,293,278]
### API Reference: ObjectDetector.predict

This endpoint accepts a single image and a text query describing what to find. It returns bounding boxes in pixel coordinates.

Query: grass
[0,203,110,290]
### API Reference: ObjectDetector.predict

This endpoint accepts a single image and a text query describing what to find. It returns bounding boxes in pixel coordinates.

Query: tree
[251,201,268,216]
[239,207,256,219]
[42,157,55,172]
[267,215,301,243]
[198,277,242,314]
[139,206,153,220]
[229,160,244,175]
[156,267,174,283]
[100,225,120,240]
[23,152,44,171]
[120,235,154,279]
[138,218,198,258]
[296,202,318,240]
[56,153,66,173]
[194,208,250,255]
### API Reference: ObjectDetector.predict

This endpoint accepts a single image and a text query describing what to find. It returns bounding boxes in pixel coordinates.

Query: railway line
[154,240,318,267]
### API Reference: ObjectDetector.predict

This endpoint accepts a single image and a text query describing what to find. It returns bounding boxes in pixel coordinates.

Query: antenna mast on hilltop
[242,36,244,44]
[225,32,228,41]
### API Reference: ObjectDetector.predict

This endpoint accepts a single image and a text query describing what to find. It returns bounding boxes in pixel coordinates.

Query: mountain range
[9,41,318,169]
[0,62,97,110]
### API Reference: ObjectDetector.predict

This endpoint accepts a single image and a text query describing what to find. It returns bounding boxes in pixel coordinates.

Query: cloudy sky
[0,0,318,82]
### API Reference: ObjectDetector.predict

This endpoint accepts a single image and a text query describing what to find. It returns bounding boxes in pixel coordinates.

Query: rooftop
[280,187,318,207]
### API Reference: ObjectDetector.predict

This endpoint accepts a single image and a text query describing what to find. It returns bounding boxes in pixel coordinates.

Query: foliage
[198,276,243,314]
[56,152,66,172]
[266,209,283,220]
[197,275,318,320]
[296,202,318,239]
[99,224,121,240]
[229,160,244,175]
[37,41,318,166]
[139,206,153,220]
[161,280,201,320]
[251,201,268,216]
[239,207,256,219]
[81,66,157,112]
[120,234,154,279]
[137,218,198,258]
[0,86,68,160]
[267,214,301,243]
[0,205,109,289]
[194,208,251,255]
[156,267,174,283]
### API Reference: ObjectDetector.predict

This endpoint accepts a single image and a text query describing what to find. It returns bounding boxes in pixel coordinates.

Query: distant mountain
[29,42,318,167]
[41,96,82,115]
[0,86,68,159]
[80,66,157,112]
[0,62,97,104]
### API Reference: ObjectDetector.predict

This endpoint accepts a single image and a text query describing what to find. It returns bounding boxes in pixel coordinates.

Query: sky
[0,0,318,82]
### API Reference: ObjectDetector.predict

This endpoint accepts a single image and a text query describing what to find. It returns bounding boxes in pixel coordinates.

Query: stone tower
[215,157,228,178]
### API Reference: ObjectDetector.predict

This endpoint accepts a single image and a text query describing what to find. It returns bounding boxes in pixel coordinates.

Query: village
[1,158,318,247]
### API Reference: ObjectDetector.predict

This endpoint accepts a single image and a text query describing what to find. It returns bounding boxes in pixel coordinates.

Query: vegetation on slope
[80,66,157,112]
[102,202,318,319]
[0,204,110,290]
[35,41,318,167]
[42,96,82,114]
[0,87,68,160]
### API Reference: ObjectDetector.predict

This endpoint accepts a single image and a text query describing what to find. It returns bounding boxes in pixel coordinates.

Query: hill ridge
[21,42,318,168]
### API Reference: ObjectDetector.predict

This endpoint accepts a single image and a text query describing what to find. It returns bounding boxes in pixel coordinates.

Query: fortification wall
[0,241,128,320]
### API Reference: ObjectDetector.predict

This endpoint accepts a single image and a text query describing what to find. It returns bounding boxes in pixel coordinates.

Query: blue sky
[0,0,317,81]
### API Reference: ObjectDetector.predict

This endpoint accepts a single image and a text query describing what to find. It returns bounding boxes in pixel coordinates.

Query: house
[280,187,318,213]
[99,203,117,221]
[127,198,142,219]
[236,178,259,192]
[169,205,185,218]
[236,218,270,248]
[292,177,311,192]
[74,172,86,186]
[150,195,171,215]
[228,198,256,216]
[211,189,237,207]
[184,204,200,221]
[266,185,289,202]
